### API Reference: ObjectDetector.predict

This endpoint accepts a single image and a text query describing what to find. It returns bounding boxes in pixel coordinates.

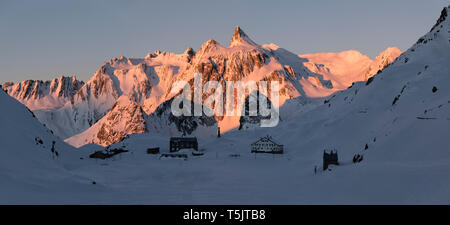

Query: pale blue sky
[0,0,448,83]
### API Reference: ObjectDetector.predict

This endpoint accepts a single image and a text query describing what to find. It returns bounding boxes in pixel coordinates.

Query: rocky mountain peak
[184,47,196,63]
[1,76,84,104]
[184,47,195,57]
[196,39,221,57]
[430,6,449,32]
[229,26,258,48]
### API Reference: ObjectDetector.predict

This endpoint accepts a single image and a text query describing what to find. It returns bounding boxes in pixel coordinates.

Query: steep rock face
[168,27,335,131]
[65,95,147,147]
[1,76,84,110]
[66,94,218,148]
[39,70,121,139]
[229,26,259,48]
[32,51,191,139]
[238,91,277,130]
[95,96,147,146]
[146,97,217,137]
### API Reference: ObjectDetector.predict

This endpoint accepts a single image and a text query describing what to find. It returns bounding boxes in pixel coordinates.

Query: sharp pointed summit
[229,26,258,48]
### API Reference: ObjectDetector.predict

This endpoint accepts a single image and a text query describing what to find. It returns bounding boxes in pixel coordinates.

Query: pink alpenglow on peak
[300,47,402,90]
[2,25,404,147]
[229,26,259,48]
[1,75,85,111]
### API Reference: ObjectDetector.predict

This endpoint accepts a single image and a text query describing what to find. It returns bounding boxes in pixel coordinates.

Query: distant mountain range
[2,26,401,147]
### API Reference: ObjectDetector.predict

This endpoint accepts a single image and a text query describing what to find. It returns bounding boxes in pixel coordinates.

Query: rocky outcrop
[95,97,147,146]
[148,97,217,136]
[238,91,277,130]
[363,47,402,80]
[66,95,147,147]
[1,76,84,110]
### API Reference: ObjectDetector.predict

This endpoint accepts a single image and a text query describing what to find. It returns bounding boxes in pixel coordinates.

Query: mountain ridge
[3,27,401,147]
[299,47,402,89]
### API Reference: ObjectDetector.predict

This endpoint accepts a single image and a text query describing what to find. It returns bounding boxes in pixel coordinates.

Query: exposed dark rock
[238,91,277,130]
[416,117,437,120]
[89,148,129,160]
[430,7,448,32]
[152,98,217,135]
[353,154,364,163]
[365,77,374,86]
[147,148,160,154]
[392,95,400,106]
[35,137,43,145]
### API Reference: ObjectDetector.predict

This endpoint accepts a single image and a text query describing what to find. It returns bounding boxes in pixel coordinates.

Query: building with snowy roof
[170,137,198,152]
[251,135,284,154]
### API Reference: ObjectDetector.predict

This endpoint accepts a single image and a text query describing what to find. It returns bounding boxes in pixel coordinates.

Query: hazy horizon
[0,0,448,83]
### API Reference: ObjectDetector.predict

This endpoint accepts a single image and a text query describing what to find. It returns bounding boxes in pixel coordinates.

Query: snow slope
[1,76,86,138]
[64,26,341,146]
[0,88,109,204]
[65,95,147,147]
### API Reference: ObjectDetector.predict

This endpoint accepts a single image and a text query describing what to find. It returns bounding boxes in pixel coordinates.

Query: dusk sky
[0,0,448,83]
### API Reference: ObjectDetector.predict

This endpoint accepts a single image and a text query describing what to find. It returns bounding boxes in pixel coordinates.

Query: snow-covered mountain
[153,26,355,131]
[146,98,217,137]
[1,75,84,111]
[1,5,449,205]
[3,27,400,148]
[65,95,147,147]
[95,5,450,204]
[24,50,192,140]
[275,4,450,163]
[0,86,70,161]
[1,76,88,139]
[64,26,345,146]
[300,47,402,90]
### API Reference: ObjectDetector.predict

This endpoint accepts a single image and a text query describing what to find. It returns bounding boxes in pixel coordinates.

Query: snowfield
[0,6,449,204]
